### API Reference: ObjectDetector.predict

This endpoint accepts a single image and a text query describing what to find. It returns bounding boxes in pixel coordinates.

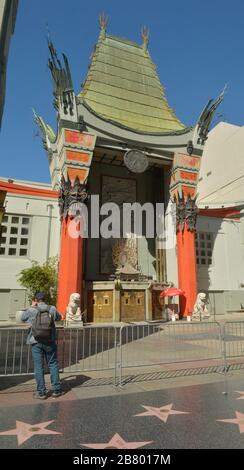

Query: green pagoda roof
[79,32,186,134]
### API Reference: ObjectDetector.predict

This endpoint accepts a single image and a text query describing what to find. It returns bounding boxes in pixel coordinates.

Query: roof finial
[99,13,108,40]
[141,26,149,52]
[45,22,51,41]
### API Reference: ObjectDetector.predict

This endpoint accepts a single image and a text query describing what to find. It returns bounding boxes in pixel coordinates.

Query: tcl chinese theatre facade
[34,17,224,322]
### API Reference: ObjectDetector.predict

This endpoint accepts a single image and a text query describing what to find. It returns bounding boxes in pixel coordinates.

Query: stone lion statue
[192,292,210,320]
[65,293,83,325]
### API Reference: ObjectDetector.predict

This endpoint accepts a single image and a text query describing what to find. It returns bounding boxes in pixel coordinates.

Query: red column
[57,216,83,317]
[177,224,197,317]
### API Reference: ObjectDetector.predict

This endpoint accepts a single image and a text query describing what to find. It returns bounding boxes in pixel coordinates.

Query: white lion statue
[66,293,83,325]
[192,293,210,320]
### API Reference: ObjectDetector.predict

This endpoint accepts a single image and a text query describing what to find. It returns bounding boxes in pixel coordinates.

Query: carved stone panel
[100,176,137,274]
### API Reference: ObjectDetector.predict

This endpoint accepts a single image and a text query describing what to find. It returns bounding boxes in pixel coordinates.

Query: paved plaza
[1,366,244,449]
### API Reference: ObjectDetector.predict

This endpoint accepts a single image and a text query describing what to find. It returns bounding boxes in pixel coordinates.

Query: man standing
[21,292,62,399]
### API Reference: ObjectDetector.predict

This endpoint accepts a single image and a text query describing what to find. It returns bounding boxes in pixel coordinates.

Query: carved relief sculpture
[174,192,198,232]
[58,175,88,219]
[112,237,138,272]
[101,176,137,274]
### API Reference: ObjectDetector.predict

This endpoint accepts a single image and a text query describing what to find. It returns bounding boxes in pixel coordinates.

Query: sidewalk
[1,364,244,448]
[1,311,244,328]
[1,315,244,449]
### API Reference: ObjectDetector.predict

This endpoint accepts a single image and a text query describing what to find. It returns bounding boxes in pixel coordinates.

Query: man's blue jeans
[31,342,61,395]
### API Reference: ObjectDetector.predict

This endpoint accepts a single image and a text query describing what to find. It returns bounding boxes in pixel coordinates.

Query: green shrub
[18,256,58,305]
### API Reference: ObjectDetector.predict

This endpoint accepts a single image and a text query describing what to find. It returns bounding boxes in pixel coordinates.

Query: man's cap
[35,292,47,301]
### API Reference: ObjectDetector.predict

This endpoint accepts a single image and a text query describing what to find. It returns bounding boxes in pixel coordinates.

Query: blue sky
[1,0,244,183]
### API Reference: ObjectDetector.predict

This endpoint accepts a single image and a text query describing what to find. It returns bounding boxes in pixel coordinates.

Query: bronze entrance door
[87,290,113,323]
[120,290,145,322]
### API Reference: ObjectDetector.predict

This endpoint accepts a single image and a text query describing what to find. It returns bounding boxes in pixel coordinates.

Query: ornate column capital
[174,192,198,232]
[58,175,88,220]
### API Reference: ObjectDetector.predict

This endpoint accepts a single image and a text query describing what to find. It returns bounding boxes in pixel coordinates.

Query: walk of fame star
[80,433,153,449]
[134,403,189,423]
[217,411,244,433]
[0,420,61,446]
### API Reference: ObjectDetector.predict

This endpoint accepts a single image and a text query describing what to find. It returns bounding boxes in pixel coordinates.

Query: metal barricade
[60,325,119,384]
[0,327,33,376]
[223,321,244,370]
[118,321,223,386]
[3,321,242,389]
[0,326,120,384]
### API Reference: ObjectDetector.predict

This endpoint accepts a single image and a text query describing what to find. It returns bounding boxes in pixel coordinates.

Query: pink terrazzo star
[0,420,61,446]
[81,433,153,449]
[134,403,189,423]
[217,411,244,433]
[235,391,244,400]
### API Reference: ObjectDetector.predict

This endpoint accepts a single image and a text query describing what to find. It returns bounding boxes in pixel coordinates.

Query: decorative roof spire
[194,83,227,145]
[99,13,108,40]
[141,26,149,52]
[33,109,56,149]
[48,40,74,115]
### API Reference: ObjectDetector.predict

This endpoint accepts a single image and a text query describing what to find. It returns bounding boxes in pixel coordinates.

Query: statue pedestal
[65,320,84,328]
[16,309,27,323]
[202,315,211,321]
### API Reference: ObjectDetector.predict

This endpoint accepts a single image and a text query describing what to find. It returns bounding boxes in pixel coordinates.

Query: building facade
[196,121,244,315]
[33,19,223,322]
[1,19,242,322]
[0,178,59,320]
[196,214,244,314]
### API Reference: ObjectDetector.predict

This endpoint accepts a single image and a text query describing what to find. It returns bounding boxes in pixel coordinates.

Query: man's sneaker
[33,392,47,400]
[52,391,63,398]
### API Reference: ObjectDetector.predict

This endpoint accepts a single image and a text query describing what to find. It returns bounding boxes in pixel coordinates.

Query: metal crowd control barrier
[118,321,223,386]
[2,321,244,388]
[0,327,34,376]
[60,325,119,384]
[0,325,120,385]
[223,321,244,371]
[0,327,68,376]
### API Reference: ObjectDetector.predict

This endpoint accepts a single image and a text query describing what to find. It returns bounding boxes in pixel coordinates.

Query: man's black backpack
[32,306,55,343]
